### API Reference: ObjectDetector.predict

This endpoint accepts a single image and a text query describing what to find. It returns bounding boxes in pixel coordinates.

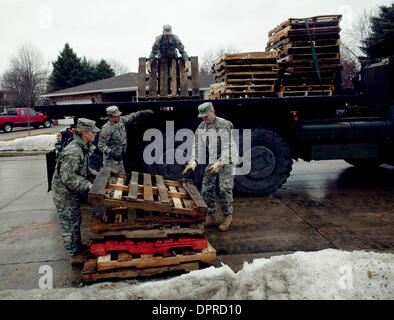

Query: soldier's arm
[218,121,237,164]
[148,37,160,62]
[174,35,189,61]
[121,110,152,126]
[98,129,112,155]
[59,154,92,193]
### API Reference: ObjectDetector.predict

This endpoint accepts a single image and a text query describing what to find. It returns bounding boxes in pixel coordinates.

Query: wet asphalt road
[0,125,68,141]
[0,155,393,290]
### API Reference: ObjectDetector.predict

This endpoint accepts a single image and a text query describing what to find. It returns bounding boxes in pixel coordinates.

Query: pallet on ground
[88,169,207,223]
[82,261,200,283]
[81,243,216,282]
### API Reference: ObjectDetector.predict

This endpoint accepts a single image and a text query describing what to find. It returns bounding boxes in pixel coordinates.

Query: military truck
[37,56,394,196]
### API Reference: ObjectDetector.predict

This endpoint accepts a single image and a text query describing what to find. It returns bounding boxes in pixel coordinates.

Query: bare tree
[200,46,240,75]
[107,59,130,76]
[1,44,49,107]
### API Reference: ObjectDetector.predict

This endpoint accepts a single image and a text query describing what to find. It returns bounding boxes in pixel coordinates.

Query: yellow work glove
[182,160,197,175]
[207,161,224,174]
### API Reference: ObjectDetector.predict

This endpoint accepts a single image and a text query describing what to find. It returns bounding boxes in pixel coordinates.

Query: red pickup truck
[0,107,51,133]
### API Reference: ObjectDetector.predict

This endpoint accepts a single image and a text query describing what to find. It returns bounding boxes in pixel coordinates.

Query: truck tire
[345,158,383,168]
[234,128,292,196]
[3,123,13,133]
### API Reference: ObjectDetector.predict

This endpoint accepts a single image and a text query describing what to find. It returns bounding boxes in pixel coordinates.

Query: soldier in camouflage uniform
[183,102,238,232]
[52,118,100,263]
[98,105,154,176]
[147,24,191,74]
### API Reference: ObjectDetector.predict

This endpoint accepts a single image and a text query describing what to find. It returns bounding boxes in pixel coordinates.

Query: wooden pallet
[90,205,205,239]
[89,169,207,222]
[81,243,216,282]
[138,56,200,100]
[82,261,200,283]
[268,15,342,37]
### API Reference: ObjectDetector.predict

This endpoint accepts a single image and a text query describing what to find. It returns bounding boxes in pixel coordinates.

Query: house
[0,90,17,113]
[41,72,214,105]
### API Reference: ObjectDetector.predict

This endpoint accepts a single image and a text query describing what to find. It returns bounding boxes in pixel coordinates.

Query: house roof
[42,72,214,98]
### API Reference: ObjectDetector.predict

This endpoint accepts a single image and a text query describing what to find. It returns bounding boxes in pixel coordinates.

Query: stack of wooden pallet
[266,15,342,97]
[208,52,279,99]
[82,168,216,283]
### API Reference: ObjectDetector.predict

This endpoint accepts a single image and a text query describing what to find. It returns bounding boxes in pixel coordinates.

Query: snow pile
[0,135,56,151]
[0,249,393,300]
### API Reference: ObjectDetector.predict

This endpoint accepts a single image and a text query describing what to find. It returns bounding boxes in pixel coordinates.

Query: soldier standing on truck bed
[52,118,100,264]
[98,105,154,175]
[183,102,238,232]
[147,24,191,74]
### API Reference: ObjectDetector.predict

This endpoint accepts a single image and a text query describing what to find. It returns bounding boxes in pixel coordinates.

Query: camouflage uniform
[52,134,98,256]
[98,108,153,175]
[191,114,238,215]
[148,34,189,63]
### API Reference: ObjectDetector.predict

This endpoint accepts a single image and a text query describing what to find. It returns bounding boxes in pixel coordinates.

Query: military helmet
[163,24,172,35]
[76,118,100,133]
[197,102,214,118]
[106,105,122,116]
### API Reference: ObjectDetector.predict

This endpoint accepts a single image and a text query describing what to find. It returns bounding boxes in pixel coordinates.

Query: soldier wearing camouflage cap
[147,24,191,74]
[183,102,238,232]
[98,105,154,176]
[52,118,99,264]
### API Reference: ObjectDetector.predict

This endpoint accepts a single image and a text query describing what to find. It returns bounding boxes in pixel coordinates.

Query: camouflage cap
[106,105,122,116]
[197,102,214,118]
[163,24,172,35]
[76,118,100,133]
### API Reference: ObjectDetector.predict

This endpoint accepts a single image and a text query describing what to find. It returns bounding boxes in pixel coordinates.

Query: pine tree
[362,4,394,59]
[48,43,84,91]
[81,57,97,83]
[94,59,115,80]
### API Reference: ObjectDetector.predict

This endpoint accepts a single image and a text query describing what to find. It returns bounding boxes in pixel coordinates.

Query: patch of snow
[0,249,393,300]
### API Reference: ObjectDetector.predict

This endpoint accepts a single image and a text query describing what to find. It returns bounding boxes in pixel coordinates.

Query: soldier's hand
[184,60,191,74]
[207,161,224,174]
[182,160,197,175]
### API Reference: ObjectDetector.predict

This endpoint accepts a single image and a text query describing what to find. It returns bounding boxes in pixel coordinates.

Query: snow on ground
[0,134,56,151]
[0,249,393,300]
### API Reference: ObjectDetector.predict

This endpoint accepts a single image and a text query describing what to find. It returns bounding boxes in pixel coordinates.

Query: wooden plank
[113,177,124,199]
[88,167,112,201]
[96,244,216,271]
[138,57,146,98]
[160,58,168,97]
[82,262,200,282]
[149,59,158,97]
[179,59,188,97]
[155,175,170,203]
[169,185,183,208]
[127,171,139,201]
[182,179,208,210]
[170,58,177,96]
[190,56,200,96]
[143,173,154,202]
[90,224,205,240]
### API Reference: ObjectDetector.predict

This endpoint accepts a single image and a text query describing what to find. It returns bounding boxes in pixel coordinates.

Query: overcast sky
[0,0,392,75]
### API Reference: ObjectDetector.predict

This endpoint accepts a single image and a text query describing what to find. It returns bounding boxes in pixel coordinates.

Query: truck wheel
[3,123,13,133]
[43,120,52,128]
[234,128,292,196]
[345,158,383,168]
